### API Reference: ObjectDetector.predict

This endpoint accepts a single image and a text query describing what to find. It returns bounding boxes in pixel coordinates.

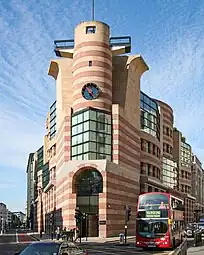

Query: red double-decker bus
[136,192,184,249]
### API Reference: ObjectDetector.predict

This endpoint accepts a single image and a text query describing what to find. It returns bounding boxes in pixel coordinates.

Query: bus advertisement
[136,192,184,249]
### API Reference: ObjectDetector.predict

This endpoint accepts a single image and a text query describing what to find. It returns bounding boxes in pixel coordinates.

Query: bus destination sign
[146,211,161,218]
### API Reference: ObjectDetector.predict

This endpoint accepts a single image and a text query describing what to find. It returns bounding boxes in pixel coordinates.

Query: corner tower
[72,21,112,112]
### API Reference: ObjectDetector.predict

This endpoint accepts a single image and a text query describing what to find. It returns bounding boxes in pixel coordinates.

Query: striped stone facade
[156,100,174,160]
[32,19,197,237]
[55,109,72,228]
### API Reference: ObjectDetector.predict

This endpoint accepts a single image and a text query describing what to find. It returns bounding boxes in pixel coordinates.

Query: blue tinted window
[140,91,160,140]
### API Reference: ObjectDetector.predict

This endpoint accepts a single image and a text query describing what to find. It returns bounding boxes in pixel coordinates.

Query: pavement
[0,229,36,255]
[28,232,136,244]
[187,237,204,255]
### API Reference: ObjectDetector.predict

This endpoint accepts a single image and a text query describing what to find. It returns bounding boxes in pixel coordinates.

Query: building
[26,146,44,230]
[0,203,8,232]
[192,155,204,217]
[27,20,204,237]
[7,211,13,229]
[140,96,178,193]
[173,128,195,223]
[12,211,26,224]
[26,152,36,229]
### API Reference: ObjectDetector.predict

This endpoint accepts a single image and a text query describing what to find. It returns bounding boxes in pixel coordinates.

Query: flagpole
[92,0,95,20]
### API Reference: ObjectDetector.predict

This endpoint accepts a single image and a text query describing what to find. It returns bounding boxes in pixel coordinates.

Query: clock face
[82,83,100,100]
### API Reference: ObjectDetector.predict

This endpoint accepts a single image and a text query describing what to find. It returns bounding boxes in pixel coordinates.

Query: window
[37,146,44,170]
[50,101,56,140]
[86,26,96,34]
[75,169,103,195]
[162,157,177,189]
[180,141,191,167]
[71,108,112,160]
[89,61,92,67]
[42,163,49,189]
[148,186,153,192]
[140,91,160,140]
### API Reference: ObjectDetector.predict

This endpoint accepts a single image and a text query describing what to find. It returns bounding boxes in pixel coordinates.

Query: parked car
[184,223,198,237]
[15,241,88,255]
[198,221,204,234]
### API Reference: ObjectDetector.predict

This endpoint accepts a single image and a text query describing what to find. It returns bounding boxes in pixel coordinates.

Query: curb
[28,235,135,245]
[29,234,40,241]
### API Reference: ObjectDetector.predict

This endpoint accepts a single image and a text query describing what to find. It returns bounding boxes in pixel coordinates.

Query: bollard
[193,230,202,247]
[193,231,197,246]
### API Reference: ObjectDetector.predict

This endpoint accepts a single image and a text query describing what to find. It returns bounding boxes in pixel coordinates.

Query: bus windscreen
[137,219,168,238]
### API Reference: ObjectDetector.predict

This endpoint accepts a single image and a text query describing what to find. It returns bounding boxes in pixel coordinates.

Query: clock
[82,83,100,100]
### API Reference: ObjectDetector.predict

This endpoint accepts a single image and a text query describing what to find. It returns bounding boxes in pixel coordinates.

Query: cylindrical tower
[72,21,112,113]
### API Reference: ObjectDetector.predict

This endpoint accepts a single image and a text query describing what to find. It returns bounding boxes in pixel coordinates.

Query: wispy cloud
[141,0,204,162]
[0,0,87,210]
[0,0,204,210]
[0,0,87,171]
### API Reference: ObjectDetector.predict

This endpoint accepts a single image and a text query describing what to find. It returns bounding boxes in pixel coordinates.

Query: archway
[74,168,103,237]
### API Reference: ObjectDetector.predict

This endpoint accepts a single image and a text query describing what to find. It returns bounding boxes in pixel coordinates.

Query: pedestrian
[56,226,60,240]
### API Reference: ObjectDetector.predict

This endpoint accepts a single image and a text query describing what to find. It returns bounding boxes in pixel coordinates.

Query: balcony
[54,36,131,57]
[54,39,74,50]
[110,36,131,48]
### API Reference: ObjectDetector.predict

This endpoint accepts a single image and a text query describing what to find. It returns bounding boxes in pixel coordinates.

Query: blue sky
[0,0,204,211]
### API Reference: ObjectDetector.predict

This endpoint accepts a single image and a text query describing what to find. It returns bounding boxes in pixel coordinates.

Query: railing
[54,39,74,49]
[110,36,131,47]
[54,36,131,50]
[169,238,187,255]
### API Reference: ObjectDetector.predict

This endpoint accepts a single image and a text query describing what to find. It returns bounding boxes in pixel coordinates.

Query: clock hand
[86,87,94,97]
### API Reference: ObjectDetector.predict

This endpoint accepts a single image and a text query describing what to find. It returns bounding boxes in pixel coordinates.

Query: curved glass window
[71,108,112,160]
[75,169,103,196]
[140,91,160,140]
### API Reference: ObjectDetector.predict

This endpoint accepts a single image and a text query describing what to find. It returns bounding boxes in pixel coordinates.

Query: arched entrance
[74,168,103,237]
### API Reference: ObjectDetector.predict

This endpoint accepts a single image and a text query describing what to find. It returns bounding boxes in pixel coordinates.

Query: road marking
[89,249,117,255]
[100,247,147,253]
[16,230,19,243]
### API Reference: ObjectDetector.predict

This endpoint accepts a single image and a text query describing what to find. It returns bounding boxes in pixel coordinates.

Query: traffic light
[49,212,54,224]
[128,207,131,221]
[125,206,131,222]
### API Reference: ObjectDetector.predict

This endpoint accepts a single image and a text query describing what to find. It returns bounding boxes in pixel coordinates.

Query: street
[87,244,170,255]
[0,231,203,255]
[0,229,35,255]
